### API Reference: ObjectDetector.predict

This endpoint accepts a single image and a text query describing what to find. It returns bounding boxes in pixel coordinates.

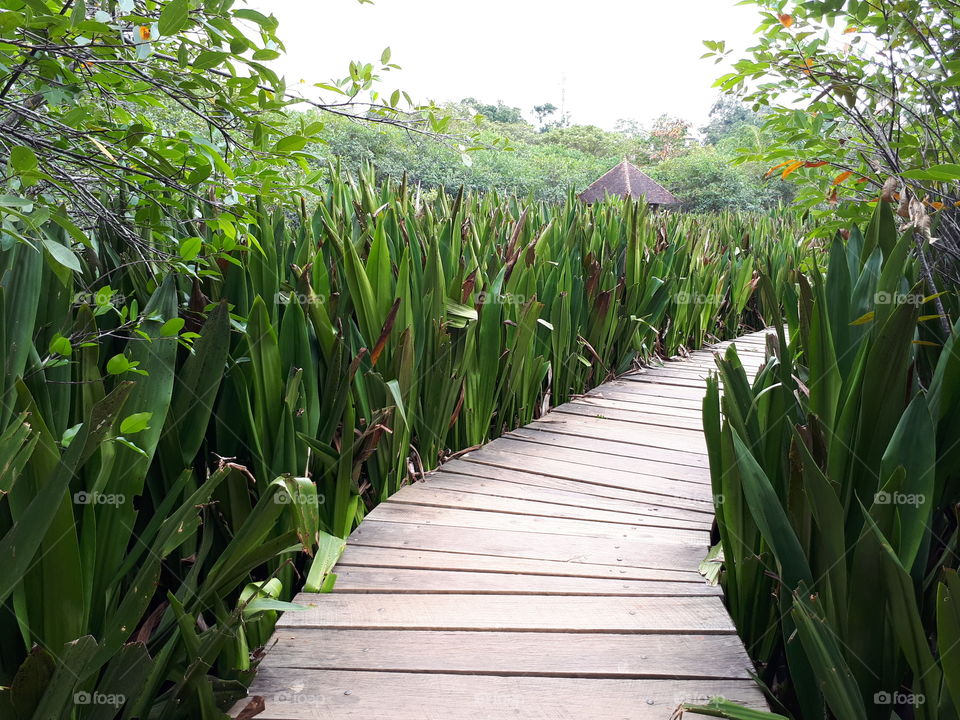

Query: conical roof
[579,159,680,205]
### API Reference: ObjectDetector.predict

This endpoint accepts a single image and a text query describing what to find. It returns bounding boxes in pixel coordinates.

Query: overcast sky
[253,0,762,131]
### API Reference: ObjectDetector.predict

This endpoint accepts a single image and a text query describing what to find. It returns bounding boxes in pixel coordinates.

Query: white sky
[252,0,763,131]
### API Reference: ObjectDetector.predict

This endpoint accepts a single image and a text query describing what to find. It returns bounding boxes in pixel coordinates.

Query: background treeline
[285,98,797,209]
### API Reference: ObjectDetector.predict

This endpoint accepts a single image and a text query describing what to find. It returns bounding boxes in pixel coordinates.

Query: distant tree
[0,1,476,249]
[536,125,629,158]
[461,98,526,125]
[700,98,762,145]
[650,146,791,213]
[614,118,644,138]
[532,103,570,132]
[532,103,558,125]
[708,0,960,260]
[647,115,692,162]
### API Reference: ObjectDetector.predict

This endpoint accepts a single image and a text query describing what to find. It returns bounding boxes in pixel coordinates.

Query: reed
[696,200,960,719]
[0,167,803,717]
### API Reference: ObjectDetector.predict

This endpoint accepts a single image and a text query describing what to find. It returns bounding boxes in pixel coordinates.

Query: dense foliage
[692,200,960,719]
[298,102,796,209]
[707,0,960,252]
[9,0,958,718]
[0,152,804,716]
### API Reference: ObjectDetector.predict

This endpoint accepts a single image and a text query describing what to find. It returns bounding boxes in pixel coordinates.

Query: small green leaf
[234,8,277,28]
[193,50,229,70]
[120,412,152,435]
[41,237,81,272]
[114,436,148,457]
[106,354,131,375]
[186,164,212,185]
[159,317,185,337]
[252,48,281,61]
[9,146,37,173]
[158,0,189,35]
[49,333,72,357]
[273,135,309,153]
[61,423,83,448]
[0,195,33,209]
[901,163,960,181]
[179,236,202,262]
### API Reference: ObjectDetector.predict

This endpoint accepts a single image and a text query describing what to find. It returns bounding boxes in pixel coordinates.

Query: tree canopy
[706,0,959,256]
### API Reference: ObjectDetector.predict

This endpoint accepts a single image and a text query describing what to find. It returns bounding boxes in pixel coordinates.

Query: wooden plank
[690,346,766,357]
[262,629,750,677]
[688,340,769,352]
[713,345,766,356]
[604,379,710,400]
[618,374,718,394]
[656,359,725,369]
[460,447,714,505]
[278,593,736,633]
[632,370,716,383]
[568,395,703,420]
[548,405,707,437]
[657,361,751,374]
[506,424,708,469]
[335,546,704,582]
[500,431,712,475]
[635,365,764,382]
[329,567,720,596]
[347,521,710,571]
[585,388,704,409]
[621,372,710,389]
[587,383,704,408]
[437,460,714,515]
[663,349,766,362]
[390,481,711,530]
[531,413,708,449]
[556,401,705,430]
[366,503,709,544]
[233,669,770,719]
[716,337,768,345]
[419,472,712,525]
[460,447,712,503]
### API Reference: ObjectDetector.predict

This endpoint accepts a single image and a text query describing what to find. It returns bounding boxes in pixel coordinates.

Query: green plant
[702,198,960,718]
[0,165,802,717]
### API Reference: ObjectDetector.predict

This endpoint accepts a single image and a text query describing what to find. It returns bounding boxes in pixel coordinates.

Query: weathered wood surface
[232,330,773,719]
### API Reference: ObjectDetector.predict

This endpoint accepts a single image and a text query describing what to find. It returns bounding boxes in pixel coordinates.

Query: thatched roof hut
[579,159,680,208]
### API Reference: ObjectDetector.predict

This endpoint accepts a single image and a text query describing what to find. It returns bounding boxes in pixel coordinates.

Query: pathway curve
[231,329,773,719]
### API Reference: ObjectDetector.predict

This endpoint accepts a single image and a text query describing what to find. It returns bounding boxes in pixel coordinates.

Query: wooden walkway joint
[233,330,774,719]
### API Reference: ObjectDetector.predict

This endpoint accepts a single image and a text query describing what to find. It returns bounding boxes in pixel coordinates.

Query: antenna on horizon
[560,73,567,120]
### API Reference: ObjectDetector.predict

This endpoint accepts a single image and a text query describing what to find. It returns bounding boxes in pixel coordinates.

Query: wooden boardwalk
[232,330,773,719]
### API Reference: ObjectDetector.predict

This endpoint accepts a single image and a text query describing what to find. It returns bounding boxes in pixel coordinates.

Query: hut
[579,159,680,209]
